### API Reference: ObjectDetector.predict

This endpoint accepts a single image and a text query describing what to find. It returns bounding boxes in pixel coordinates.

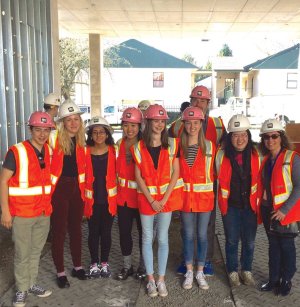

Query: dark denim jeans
[261,205,297,282]
[222,206,257,273]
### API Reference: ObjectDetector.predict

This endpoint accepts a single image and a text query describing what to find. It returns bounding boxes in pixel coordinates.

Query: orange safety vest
[49,131,87,201]
[116,138,138,208]
[215,146,261,216]
[8,141,52,217]
[84,145,117,217]
[257,149,300,225]
[171,116,225,145]
[180,140,215,212]
[131,138,183,215]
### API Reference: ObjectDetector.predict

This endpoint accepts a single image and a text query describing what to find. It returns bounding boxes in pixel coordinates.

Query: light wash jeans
[181,211,211,267]
[140,212,172,276]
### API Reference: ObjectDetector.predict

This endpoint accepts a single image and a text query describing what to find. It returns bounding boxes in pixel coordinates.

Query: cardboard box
[285,123,300,142]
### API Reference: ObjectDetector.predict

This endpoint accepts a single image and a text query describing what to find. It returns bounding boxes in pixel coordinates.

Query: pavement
[0,211,299,307]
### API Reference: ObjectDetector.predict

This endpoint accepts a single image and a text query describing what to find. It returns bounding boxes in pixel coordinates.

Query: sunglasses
[262,134,280,141]
[38,154,45,169]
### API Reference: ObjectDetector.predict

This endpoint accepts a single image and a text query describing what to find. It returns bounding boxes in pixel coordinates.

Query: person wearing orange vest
[49,99,87,289]
[115,108,146,281]
[258,119,300,296]
[0,111,54,307]
[131,104,183,298]
[83,116,117,278]
[215,115,261,288]
[172,85,226,276]
[179,107,216,291]
[168,101,190,137]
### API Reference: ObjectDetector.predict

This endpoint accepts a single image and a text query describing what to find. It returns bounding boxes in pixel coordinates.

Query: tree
[218,44,233,57]
[204,60,212,70]
[59,38,89,100]
[182,53,197,66]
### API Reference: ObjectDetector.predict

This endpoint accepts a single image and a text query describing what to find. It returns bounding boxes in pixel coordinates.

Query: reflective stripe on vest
[211,117,223,144]
[168,137,176,177]
[108,186,117,197]
[172,119,183,137]
[274,150,293,205]
[9,185,51,196]
[85,189,93,199]
[78,173,85,183]
[183,182,213,192]
[221,188,229,199]
[142,178,183,195]
[205,141,213,183]
[215,149,225,176]
[14,143,29,188]
[133,142,142,164]
[118,177,137,189]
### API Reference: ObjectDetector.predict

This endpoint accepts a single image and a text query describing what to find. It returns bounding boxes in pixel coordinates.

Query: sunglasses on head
[262,134,280,140]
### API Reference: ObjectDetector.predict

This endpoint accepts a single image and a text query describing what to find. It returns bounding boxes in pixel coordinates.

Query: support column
[89,34,101,116]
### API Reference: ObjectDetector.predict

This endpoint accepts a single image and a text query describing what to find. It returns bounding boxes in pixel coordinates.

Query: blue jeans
[261,205,297,282]
[182,211,211,267]
[140,212,172,276]
[222,206,257,273]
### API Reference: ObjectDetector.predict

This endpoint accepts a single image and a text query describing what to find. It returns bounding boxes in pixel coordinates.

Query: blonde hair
[180,122,206,158]
[56,116,86,155]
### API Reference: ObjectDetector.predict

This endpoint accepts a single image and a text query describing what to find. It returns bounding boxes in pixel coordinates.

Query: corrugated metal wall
[0,0,53,164]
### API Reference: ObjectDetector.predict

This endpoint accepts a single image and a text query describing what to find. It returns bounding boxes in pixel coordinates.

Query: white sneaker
[146,280,158,297]
[28,285,52,298]
[157,281,168,297]
[240,271,255,286]
[229,271,241,287]
[183,270,194,290]
[196,271,209,290]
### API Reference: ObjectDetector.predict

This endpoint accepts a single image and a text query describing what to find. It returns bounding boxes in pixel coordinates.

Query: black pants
[117,205,143,256]
[88,203,114,264]
[261,205,297,282]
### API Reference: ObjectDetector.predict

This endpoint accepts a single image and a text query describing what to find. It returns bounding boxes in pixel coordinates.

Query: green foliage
[218,44,233,56]
[182,53,197,65]
[59,38,89,100]
[204,60,212,70]
[104,45,131,67]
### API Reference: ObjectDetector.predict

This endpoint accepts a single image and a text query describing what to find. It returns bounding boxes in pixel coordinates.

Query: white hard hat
[86,116,113,134]
[57,99,84,120]
[227,114,250,133]
[44,93,61,106]
[138,100,151,111]
[260,119,284,136]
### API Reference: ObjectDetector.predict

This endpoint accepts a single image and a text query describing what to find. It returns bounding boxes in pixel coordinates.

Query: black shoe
[57,276,70,288]
[117,266,134,280]
[260,280,280,292]
[71,268,87,280]
[135,266,146,280]
[280,280,292,296]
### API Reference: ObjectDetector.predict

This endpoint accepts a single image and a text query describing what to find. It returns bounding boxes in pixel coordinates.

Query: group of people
[0,85,299,307]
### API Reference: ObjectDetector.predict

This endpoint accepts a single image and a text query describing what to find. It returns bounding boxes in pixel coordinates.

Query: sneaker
[229,271,241,287]
[176,261,187,275]
[28,285,52,298]
[240,271,255,286]
[157,280,168,297]
[196,271,209,290]
[117,266,134,280]
[13,291,27,307]
[135,266,146,280]
[89,263,101,278]
[99,262,111,278]
[203,261,214,276]
[146,280,158,298]
[71,268,87,280]
[182,270,194,290]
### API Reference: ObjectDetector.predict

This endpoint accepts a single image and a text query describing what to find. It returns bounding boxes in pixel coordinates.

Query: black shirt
[147,144,180,170]
[92,152,108,204]
[61,137,78,177]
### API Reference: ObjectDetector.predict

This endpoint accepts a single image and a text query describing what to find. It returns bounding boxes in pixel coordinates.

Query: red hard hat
[121,107,143,124]
[27,111,55,128]
[144,104,169,120]
[190,85,211,100]
[182,106,204,121]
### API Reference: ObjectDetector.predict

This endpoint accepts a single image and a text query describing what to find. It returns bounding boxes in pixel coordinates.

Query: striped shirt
[185,144,199,167]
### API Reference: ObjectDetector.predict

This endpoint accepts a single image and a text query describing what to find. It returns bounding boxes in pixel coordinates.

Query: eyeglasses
[92,131,106,136]
[232,133,248,139]
[262,134,280,141]
[38,154,45,169]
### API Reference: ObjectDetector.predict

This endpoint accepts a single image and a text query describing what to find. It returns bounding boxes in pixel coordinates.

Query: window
[153,72,164,88]
[287,73,297,89]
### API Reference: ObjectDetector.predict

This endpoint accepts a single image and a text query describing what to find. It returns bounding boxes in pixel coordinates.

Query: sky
[103,36,300,68]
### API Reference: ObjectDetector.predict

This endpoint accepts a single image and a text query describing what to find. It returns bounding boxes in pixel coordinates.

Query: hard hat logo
[197,91,202,96]
[159,110,164,115]
[41,117,47,123]
[234,122,240,127]
[68,107,74,112]
[126,113,132,118]
[188,111,194,116]
[267,123,273,128]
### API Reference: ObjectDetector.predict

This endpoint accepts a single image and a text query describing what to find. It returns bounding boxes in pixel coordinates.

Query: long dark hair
[222,130,256,158]
[258,131,294,156]
[86,126,115,146]
[142,119,169,149]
